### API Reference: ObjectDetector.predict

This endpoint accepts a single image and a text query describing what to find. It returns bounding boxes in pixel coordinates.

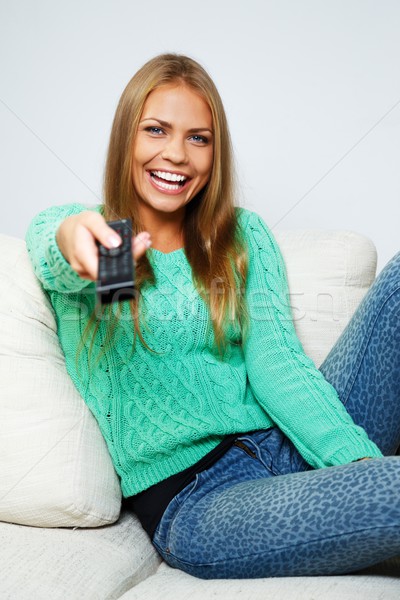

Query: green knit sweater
[25,204,382,496]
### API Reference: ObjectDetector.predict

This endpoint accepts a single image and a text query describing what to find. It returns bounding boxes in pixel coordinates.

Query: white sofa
[0,230,399,600]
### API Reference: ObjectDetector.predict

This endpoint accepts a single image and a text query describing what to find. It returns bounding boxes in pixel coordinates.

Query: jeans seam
[163,474,202,550]
[153,474,200,551]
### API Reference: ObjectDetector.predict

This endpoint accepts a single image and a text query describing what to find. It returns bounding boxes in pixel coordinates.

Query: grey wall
[1,0,399,271]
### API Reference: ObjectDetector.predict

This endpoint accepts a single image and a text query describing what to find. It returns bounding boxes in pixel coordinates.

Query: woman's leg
[152,432,400,578]
[319,251,400,454]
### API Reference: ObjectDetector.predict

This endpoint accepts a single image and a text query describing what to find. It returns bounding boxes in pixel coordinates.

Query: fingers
[73,225,100,280]
[77,216,126,280]
[86,214,123,250]
[56,212,118,281]
[57,211,153,282]
[87,215,152,265]
[132,232,152,262]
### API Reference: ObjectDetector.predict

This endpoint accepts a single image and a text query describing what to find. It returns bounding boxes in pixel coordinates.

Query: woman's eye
[190,135,209,144]
[145,126,164,135]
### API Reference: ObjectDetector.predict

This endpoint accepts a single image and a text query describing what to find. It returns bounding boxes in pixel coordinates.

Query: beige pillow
[274,229,377,367]
[0,235,121,527]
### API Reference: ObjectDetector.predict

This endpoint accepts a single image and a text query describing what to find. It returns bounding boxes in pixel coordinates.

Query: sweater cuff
[327,438,384,467]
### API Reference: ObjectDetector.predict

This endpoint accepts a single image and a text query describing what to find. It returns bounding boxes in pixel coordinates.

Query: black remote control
[96,218,135,304]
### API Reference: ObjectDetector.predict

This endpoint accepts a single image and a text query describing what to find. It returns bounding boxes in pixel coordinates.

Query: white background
[1,0,399,271]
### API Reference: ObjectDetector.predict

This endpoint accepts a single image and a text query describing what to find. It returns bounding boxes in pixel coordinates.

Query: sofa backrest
[274,229,377,367]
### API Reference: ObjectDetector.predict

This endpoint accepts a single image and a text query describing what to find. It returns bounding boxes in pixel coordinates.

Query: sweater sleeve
[25,203,102,293]
[242,210,383,468]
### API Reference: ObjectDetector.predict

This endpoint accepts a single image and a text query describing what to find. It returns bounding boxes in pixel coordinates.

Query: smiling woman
[25,53,400,581]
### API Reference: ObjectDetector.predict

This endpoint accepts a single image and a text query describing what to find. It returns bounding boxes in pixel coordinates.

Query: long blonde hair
[80,53,248,366]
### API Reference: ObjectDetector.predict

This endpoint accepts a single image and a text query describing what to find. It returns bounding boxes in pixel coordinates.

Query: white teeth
[152,170,187,183]
[154,179,181,191]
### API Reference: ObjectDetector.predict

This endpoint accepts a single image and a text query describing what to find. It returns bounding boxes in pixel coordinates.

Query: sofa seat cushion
[122,558,400,600]
[0,510,161,600]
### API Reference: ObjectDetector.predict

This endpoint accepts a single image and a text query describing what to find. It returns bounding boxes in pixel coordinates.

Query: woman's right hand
[56,211,151,281]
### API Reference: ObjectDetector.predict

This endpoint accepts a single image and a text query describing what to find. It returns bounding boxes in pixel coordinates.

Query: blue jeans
[152,252,400,578]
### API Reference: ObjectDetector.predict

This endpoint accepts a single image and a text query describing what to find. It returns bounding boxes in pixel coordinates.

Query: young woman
[26,53,400,579]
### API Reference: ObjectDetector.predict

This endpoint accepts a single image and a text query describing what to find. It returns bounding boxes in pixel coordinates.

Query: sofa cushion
[0,235,121,527]
[0,510,161,600]
[274,230,377,367]
[122,559,400,600]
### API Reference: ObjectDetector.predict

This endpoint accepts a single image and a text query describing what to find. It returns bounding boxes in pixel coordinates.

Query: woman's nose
[160,136,188,164]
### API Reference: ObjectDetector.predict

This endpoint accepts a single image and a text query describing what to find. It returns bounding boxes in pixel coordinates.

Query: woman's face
[132,83,214,223]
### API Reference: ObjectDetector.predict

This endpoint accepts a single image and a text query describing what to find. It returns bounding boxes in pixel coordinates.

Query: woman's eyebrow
[140,118,172,127]
[140,117,213,134]
[188,127,214,135]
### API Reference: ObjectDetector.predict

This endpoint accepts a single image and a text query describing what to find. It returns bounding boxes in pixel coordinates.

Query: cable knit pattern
[25,203,101,293]
[25,205,382,496]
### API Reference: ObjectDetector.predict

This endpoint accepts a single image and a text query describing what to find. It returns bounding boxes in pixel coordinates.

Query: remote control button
[98,245,123,257]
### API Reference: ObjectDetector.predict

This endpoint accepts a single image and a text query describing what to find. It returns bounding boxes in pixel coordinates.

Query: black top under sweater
[124,434,238,538]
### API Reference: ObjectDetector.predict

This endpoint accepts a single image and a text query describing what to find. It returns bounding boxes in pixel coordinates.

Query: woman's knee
[375,251,400,289]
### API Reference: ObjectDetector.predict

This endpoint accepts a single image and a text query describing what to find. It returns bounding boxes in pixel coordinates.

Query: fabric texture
[0,510,161,600]
[274,229,377,367]
[121,559,400,600]
[0,235,121,527]
[25,205,382,499]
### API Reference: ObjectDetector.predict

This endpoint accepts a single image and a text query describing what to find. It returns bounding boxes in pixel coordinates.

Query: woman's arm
[25,203,103,292]
[241,210,383,469]
[26,203,151,293]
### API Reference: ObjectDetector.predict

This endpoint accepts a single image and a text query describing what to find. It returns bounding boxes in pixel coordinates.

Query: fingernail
[109,235,121,247]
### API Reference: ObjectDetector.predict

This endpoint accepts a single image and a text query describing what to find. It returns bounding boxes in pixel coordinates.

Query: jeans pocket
[174,474,200,508]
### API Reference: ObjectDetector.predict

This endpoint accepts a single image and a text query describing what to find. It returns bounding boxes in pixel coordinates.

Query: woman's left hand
[132,232,152,264]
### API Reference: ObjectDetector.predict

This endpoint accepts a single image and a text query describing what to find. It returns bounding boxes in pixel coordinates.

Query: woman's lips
[147,170,191,195]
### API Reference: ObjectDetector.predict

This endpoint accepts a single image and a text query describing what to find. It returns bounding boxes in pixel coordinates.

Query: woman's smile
[147,169,192,195]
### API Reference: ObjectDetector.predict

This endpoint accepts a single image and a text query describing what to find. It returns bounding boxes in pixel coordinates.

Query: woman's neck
[139,208,185,253]
[142,214,184,252]
[151,229,184,253]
